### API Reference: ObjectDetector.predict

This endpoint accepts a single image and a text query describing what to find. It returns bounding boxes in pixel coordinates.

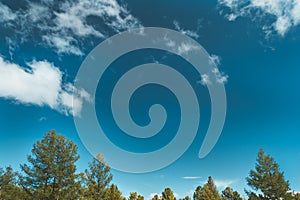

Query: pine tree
[128,191,144,200]
[20,130,81,200]
[193,176,221,200]
[103,184,125,200]
[221,187,242,200]
[162,188,176,200]
[84,154,112,200]
[152,194,161,200]
[0,166,29,200]
[246,148,290,200]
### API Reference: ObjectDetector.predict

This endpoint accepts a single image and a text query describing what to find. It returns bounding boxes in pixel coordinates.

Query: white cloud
[0,0,142,56]
[214,179,235,189]
[177,42,200,55]
[199,179,236,190]
[0,56,90,116]
[0,2,17,22]
[212,67,229,84]
[209,54,222,66]
[173,20,199,39]
[199,74,211,85]
[163,35,200,55]
[43,34,84,56]
[148,193,159,200]
[218,0,300,36]
[197,55,228,85]
[183,176,202,180]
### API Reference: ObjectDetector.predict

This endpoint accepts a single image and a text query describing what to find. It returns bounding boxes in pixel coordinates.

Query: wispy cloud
[173,20,200,39]
[0,0,142,56]
[214,179,236,189]
[148,193,159,200]
[0,2,17,22]
[212,67,229,84]
[0,56,90,116]
[218,0,300,36]
[163,35,200,55]
[182,176,202,180]
[197,54,228,86]
[199,179,237,190]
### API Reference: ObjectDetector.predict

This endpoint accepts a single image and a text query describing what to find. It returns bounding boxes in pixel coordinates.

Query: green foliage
[162,188,176,200]
[246,148,290,200]
[0,166,29,200]
[151,194,160,200]
[20,130,81,200]
[128,191,144,200]
[103,184,125,200]
[221,187,242,200]
[2,130,299,200]
[84,154,113,200]
[193,176,221,200]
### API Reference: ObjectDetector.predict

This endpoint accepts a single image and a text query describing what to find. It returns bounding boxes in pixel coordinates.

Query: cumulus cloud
[0,56,90,116]
[218,0,300,36]
[0,0,142,56]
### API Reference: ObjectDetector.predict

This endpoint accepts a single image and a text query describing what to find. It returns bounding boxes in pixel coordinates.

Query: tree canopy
[1,130,299,200]
[246,148,290,200]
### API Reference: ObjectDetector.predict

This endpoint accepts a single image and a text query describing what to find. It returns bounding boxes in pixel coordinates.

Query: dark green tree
[246,149,290,200]
[128,191,144,200]
[221,187,242,200]
[20,130,81,200]
[0,166,29,200]
[162,188,176,200]
[84,154,112,200]
[193,176,221,200]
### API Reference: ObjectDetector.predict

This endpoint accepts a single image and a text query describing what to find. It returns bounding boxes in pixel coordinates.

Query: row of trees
[0,130,299,199]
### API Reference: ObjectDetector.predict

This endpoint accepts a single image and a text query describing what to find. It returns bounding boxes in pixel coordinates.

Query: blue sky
[0,0,300,199]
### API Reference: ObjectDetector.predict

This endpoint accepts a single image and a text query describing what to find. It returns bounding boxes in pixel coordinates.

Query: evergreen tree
[103,184,125,200]
[128,191,144,200]
[246,148,290,200]
[193,176,221,200]
[0,166,29,200]
[84,154,112,200]
[162,188,176,200]
[152,194,161,200]
[20,130,81,200]
[193,186,203,200]
[221,187,242,200]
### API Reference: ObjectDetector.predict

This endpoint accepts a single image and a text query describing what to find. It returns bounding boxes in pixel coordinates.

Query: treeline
[0,130,299,200]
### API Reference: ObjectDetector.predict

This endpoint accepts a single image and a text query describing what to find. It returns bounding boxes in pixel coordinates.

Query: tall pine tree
[20,130,81,200]
[193,176,221,200]
[162,188,176,200]
[84,154,113,200]
[246,148,290,200]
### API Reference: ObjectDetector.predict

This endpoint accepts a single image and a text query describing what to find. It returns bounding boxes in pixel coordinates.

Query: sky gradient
[0,0,300,199]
